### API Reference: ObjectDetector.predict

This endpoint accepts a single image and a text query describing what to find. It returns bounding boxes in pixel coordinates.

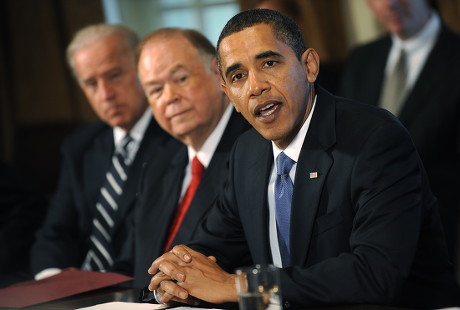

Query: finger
[149,249,188,275]
[160,278,189,301]
[207,255,217,262]
[154,288,176,304]
[159,291,201,306]
[148,271,170,291]
[149,256,186,282]
[159,260,186,282]
[170,244,193,263]
[149,253,171,275]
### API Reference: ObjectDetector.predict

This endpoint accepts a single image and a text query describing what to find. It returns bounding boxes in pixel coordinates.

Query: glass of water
[235,264,281,310]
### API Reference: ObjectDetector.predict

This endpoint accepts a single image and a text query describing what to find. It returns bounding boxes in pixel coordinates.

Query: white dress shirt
[384,12,440,94]
[179,104,233,201]
[268,96,317,267]
[113,107,152,164]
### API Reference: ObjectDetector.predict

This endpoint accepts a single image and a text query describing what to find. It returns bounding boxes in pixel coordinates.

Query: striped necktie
[82,134,133,271]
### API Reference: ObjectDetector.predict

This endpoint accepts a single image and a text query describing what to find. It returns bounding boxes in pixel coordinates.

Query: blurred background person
[30,23,173,280]
[134,28,249,288]
[340,0,460,272]
[0,160,47,287]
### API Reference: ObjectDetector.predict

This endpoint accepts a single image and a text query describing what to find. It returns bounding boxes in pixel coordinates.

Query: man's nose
[163,83,180,104]
[248,71,270,97]
[97,80,116,101]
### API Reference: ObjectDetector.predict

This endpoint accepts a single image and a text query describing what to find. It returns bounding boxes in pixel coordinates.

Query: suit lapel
[83,125,113,220]
[398,26,449,125]
[147,147,188,254]
[174,150,223,238]
[174,111,250,244]
[290,86,335,266]
[115,117,169,231]
[242,136,273,264]
[368,38,392,107]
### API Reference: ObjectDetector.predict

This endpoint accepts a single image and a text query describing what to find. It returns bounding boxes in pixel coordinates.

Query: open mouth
[256,101,280,117]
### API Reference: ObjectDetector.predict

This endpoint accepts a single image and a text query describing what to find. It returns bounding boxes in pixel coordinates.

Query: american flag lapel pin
[309,171,318,179]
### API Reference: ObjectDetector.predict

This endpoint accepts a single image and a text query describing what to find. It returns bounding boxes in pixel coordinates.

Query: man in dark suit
[134,28,249,288]
[146,9,460,309]
[30,24,175,279]
[340,0,460,264]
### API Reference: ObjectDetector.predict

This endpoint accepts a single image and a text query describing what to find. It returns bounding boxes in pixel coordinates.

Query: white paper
[76,303,225,310]
[76,301,168,309]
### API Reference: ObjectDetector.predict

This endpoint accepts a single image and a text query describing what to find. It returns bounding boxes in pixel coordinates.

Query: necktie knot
[119,134,133,157]
[277,152,294,176]
[191,156,204,177]
[394,48,407,74]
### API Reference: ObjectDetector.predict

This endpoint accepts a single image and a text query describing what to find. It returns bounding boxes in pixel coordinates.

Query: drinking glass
[235,264,281,310]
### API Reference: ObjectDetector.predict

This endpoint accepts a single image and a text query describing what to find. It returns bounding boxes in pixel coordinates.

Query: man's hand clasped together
[148,245,238,305]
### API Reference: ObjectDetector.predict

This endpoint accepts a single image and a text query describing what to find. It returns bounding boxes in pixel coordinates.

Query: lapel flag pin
[309,172,318,179]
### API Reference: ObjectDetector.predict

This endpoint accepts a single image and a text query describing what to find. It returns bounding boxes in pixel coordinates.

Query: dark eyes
[108,72,121,79]
[230,59,278,83]
[85,80,97,88]
[231,73,244,82]
[150,87,162,95]
[264,60,277,67]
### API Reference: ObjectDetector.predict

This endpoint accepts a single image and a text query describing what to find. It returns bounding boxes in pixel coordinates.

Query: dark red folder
[0,268,133,308]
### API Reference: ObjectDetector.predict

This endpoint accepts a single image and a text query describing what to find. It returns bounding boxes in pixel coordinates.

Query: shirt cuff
[35,268,62,280]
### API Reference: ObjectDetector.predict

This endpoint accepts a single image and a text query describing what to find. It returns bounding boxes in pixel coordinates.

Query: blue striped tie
[275,152,295,267]
[82,134,133,271]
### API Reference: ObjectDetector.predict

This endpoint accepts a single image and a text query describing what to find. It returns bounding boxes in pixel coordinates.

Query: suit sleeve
[187,146,254,273]
[279,121,435,306]
[30,140,87,274]
[0,162,48,278]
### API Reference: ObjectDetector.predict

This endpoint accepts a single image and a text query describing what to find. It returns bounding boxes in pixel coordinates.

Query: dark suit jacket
[0,162,48,285]
[30,116,174,276]
[189,86,460,309]
[133,110,249,287]
[340,24,460,259]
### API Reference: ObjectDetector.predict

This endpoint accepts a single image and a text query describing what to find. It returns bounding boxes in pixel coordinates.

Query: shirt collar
[187,104,233,168]
[113,107,152,147]
[272,95,317,163]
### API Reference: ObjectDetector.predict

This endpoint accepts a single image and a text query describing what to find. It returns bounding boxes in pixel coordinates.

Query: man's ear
[211,57,221,76]
[301,48,320,83]
[220,82,240,113]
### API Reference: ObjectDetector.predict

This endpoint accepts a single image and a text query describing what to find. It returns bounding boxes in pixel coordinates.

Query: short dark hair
[217,9,306,72]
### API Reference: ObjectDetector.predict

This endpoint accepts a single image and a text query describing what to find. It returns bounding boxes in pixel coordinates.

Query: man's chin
[107,117,131,130]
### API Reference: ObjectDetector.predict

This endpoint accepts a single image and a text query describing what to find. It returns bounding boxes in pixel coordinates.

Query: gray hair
[66,23,139,73]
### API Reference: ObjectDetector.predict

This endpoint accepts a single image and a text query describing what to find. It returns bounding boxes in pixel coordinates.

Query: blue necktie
[275,152,295,267]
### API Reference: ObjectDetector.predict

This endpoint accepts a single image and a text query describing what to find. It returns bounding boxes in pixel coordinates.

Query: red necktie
[163,156,205,252]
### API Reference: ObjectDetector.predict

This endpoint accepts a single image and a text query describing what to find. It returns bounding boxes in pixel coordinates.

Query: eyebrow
[225,63,241,80]
[255,50,283,60]
[224,50,284,80]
